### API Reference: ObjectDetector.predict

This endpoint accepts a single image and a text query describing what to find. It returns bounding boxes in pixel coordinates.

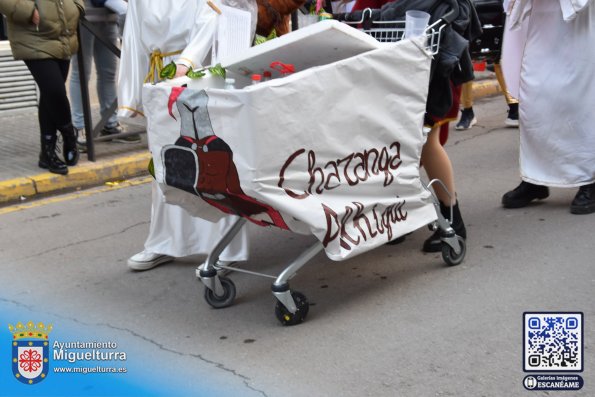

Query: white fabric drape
[503,0,595,187]
[117,0,219,118]
[144,36,438,261]
[119,0,250,259]
[507,0,591,29]
[500,16,528,100]
[144,182,248,260]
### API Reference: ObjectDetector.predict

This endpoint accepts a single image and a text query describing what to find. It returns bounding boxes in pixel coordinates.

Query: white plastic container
[224,78,236,89]
[404,10,430,39]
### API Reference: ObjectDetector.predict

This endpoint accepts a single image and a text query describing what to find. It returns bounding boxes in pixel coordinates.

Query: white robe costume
[117,0,249,259]
[502,0,595,187]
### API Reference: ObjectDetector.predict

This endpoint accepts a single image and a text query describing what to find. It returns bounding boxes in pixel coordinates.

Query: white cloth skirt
[504,0,595,187]
[144,181,249,260]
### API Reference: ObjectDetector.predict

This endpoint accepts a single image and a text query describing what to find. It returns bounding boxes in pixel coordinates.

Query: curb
[472,78,502,99]
[0,79,501,206]
[0,151,151,204]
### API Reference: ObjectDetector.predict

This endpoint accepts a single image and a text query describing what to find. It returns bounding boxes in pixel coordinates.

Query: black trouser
[24,59,72,138]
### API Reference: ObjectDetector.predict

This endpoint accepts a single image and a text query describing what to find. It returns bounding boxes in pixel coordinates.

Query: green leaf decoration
[186,69,206,79]
[253,30,277,46]
[147,158,155,179]
[254,34,267,45]
[267,29,277,40]
[208,64,226,79]
[159,62,177,80]
[185,64,226,79]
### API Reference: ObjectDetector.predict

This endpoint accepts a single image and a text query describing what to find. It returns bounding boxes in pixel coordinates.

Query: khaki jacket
[0,0,85,60]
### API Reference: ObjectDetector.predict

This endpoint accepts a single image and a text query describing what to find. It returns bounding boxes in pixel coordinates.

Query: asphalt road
[1,95,593,397]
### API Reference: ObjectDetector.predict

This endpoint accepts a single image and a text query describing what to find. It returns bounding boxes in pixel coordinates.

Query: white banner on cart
[143,39,437,261]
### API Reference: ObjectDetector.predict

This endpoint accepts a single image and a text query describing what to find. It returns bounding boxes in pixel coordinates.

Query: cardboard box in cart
[143,20,438,261]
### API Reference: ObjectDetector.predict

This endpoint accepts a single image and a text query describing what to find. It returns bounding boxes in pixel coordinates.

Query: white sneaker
[196,260,237,277]
[127,250,174,271]
[505,117,519,128]
[75,128,87,153]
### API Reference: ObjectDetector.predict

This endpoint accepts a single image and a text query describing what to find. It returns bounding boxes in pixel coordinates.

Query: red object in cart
[473,60,487,71]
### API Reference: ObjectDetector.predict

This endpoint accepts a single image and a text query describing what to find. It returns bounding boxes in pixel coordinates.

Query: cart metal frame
[197,4,466,325]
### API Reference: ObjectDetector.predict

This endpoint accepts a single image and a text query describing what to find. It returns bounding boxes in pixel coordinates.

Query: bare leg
[420,124,467,253]
[421,125,456,205]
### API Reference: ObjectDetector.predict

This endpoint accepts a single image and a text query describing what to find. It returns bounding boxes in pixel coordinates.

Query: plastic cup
[404,10,430,39]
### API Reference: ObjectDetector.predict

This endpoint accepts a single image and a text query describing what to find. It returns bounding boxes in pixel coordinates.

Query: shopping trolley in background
[153,1,467,326]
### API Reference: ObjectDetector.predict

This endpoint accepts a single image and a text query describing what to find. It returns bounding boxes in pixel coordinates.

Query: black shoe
[455,108,477,130]
[422,229,442,252]
[59,124,80,166]
[502,181,549,208]
[570,183,595,214]
[102,123,142,144]
[39,135,68,175]
[113,133,142,144]
[100,123,121,140]
[423,201,467,253]
[505,103,519,127]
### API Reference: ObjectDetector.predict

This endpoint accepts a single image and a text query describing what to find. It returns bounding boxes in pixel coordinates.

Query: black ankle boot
[59,123,80,166]
[39,135,68,175]
[423,201,467,253]
[570,183,595,214]
[502,181,549,208]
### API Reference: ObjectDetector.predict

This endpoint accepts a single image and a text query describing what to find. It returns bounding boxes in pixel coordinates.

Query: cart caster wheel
[442,236,466,266]
[204,276,236,309]
[275,291,309,326]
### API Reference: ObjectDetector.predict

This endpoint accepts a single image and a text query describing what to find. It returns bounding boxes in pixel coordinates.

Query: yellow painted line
[0,177,36,202]
[472,79,502,99]
[0,152,151,204]
[0,176,153,216]
[33,152,151,194]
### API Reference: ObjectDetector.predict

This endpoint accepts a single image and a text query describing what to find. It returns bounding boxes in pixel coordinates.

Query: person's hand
[31,8,40,27]
[174,64,189,78]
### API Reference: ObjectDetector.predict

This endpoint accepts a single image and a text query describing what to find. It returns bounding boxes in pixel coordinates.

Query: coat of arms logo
[9,321,52,385]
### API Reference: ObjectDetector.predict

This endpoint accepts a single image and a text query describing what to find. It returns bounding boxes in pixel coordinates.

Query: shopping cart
[152,1,466,326]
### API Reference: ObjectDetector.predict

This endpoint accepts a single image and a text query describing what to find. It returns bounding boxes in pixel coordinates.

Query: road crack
[16,221,149,261]
[0,297,267,397]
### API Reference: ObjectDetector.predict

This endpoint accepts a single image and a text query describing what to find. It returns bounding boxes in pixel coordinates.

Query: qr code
[523,312,583,372]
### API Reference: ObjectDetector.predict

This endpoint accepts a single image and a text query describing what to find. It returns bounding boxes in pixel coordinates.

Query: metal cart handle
[333,8,380,22]
[334,0,460,27]
[440,0,460,25]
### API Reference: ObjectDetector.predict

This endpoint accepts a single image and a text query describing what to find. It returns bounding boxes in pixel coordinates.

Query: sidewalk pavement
[0,73,502,205]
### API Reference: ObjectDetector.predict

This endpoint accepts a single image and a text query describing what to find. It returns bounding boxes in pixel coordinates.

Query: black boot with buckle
[39,134,68,175]
[59,123,80,166]
[423,200,467,253]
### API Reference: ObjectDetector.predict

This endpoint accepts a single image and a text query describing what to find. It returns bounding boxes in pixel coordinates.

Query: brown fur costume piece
[256,0,306,36]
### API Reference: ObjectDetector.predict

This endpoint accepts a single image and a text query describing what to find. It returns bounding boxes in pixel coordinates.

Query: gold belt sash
[144,49,183,84]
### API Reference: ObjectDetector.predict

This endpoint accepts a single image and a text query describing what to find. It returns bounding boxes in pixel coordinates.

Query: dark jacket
[380,0,482,117]
[0,0,85,60]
